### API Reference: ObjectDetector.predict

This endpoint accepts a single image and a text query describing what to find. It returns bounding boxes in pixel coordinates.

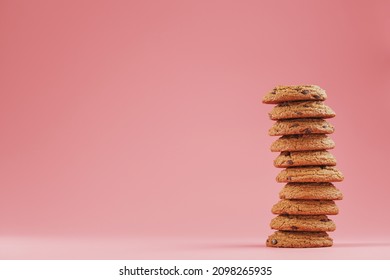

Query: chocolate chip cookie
[271,134,335,152]
[266,231,333,248]
[263,85,327,104]
[269,101,335,120]
[274,151,337,167]
[271,199,339,215]
[276,166,344,183]
[279,182,343,200]
[269,118,334,136]
[270,215,336,232]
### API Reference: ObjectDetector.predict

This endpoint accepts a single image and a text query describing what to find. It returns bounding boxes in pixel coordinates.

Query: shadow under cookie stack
[263,85,344,248]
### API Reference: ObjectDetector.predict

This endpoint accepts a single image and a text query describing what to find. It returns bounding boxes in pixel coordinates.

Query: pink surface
[2,236,390,260]
[1,0,390,259]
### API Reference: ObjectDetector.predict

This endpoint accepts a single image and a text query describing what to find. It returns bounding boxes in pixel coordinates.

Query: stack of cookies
[262,85,344,248]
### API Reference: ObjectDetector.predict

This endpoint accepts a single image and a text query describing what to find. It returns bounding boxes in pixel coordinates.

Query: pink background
[1,0,390,259]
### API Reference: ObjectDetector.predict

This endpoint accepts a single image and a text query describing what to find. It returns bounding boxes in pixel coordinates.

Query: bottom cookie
[266,231,333,248]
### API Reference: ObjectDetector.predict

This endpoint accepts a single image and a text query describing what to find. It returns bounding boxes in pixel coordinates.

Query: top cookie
[263,85,327,104]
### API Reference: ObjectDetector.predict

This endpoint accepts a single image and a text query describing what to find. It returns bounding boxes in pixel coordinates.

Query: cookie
[274,151,337,167]
[269,101,335,120]
[271,199,339,215]
[263,85,327,104]
[270,215,336,232]
[266,231,333,248]
[269,118,334,136]
[276,166,344,183]
[279,182,343,200]
[271,134,335,152]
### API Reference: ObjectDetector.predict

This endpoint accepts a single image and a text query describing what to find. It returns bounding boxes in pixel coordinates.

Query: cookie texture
[279,182,343,200]
[271,134,335,152]
[270,215,336,232]
[274,151,337,167]
[271,199,339,215]
[269,101,335,120]
[269,118,334,136]
[266,231,333,248]
[263,85,327,104]
[276,166,344,183]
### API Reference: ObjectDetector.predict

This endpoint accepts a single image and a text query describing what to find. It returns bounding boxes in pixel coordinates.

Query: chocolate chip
[287,176,292,181]
[289,134,301,139]
[271,89,276,94]
[320,218,330,222]
[312,94,321,99]
[301,128,312,134]
[282,151,291,156]
[301,90,310,95]
[278,102,290,107]
[291,226,299,230]
[296,111,303,115]
[322,125,327,128]
[271,239,278,245]
[320,166,326,169]
[286,160,294,165]
[303,104,310,108]
[290,124,300,128]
